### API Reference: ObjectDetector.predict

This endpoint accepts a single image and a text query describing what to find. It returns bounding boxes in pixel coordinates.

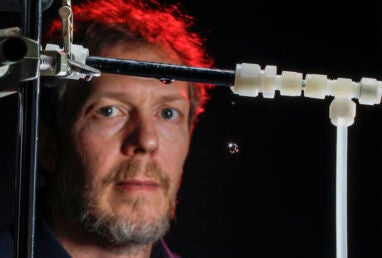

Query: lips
[115,179,160,191]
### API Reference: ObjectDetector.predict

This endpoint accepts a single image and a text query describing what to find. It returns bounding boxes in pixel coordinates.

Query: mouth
[115,179,160,192]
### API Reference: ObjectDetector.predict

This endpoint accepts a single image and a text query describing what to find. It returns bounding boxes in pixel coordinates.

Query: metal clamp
[0,27,39,97]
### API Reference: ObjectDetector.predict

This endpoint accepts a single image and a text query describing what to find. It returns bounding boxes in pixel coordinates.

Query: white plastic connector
[280,71,303,96]
[232,63,304,98]
[329,98,356,127]
[261,65,277,98]
[328,78,359,99]
[304,74,328,99]
[358,77,382,105]
[231,63,261,97]
[232,62,382,107]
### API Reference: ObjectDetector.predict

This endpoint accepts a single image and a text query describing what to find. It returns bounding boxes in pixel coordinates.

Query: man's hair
[41,0,214,131]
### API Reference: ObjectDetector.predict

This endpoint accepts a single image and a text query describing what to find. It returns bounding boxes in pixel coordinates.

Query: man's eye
[97,106,121,117]
[160,108,180,120]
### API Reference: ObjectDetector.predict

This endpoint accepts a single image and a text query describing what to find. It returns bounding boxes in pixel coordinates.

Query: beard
[80,197,171,246]
[55,158,177,246]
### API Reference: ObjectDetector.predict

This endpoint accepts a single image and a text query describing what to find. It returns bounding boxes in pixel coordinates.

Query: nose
[121,116,159,156]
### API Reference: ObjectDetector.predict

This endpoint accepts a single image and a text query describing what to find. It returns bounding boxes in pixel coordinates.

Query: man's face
[52,44,191,244]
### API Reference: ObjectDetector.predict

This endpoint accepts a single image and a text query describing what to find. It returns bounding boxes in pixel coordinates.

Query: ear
[38,125,58,173]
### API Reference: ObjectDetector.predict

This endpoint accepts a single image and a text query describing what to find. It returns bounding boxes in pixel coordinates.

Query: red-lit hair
[43,0,214,129]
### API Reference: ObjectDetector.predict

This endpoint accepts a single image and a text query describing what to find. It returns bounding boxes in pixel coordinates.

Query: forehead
[93,43,189,99]
[97,41,184,65]
[65,43,190,106]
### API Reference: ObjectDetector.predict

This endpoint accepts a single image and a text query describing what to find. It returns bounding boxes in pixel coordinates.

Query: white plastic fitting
[304,74,328,99]
[328,78,359,99]
[358,77,382,105]
[231,63,261,97]
[329,98,356,127]
[261,65,277,98]
[280,70,303,96]
[232,62,382,106]
[231,63,305,98]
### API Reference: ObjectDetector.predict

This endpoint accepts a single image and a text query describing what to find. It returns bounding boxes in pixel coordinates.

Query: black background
[1,1,382,258]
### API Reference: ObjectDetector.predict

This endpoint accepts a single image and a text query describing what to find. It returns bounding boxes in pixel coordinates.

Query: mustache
[102,159,170,192]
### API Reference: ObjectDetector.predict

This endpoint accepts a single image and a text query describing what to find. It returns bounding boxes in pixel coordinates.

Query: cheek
[157,124,190,162]
[156,117,190,145]
[71,124,119,182]
[157,125,190,187]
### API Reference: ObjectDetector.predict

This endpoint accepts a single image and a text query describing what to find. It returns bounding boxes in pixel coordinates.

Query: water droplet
[159,78,175,85]
[228,142,239,154]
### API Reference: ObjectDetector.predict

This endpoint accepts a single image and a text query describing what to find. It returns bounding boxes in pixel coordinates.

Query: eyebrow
[157,94,190,103]
[93,91,189,103]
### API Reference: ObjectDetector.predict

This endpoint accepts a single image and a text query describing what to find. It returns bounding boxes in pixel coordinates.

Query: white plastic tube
[336,119,348,258]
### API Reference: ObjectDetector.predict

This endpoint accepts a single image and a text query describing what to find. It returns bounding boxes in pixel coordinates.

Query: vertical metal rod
[14,0,42,257]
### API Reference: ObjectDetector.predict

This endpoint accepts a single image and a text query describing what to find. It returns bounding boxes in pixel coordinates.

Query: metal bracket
[0,27,39,96]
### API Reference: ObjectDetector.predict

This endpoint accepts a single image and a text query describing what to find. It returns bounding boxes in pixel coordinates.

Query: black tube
[86,56,236,87]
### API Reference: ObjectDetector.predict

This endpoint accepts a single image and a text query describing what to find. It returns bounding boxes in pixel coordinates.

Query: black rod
[86,56,236,86]
[14,0,42,257]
